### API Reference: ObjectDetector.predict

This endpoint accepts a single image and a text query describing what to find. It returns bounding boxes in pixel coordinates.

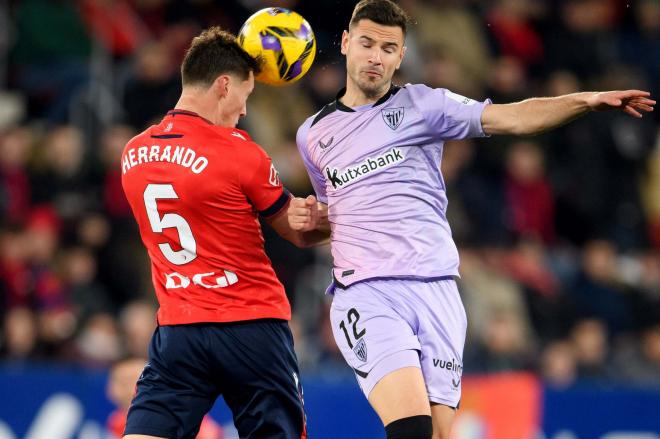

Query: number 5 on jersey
[143,183,197,265]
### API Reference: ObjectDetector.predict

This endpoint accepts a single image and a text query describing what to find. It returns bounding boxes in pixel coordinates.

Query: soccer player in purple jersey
[288,0,655,438]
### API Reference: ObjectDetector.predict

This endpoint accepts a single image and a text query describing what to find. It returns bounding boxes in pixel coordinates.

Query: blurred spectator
[77,213,111,250]
[544,0,619,81]
[10,0,91,121]
[306,64,344,109]
[460,248,537,372]
[569,318,612,381]
[0,226,31,311]
[99,125,136,219]
[243,83,314,148]
[642,135,660,247]
[0,307,40,361]
[31,125,97,220]
[121,41,180,130]
[442,139,479,244]
[0,126,33,224]
[411,0,492,96]
[118,300,157,358]
[74,312,121,366]
[539,340,577,388]
[60,246,113,319]
[485,0,546,68]
[504,140,555,244]
[570,240,634,334]
[466,308,536,373]
[106,356,223,438]
[485,56,531,104]
[80,0,147,60]
[612,323,660,386]
[620,0,660,109]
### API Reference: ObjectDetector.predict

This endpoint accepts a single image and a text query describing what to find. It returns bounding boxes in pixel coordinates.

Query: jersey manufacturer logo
[325,148,405,189]
[164,270,238,289]
[269,163,280,186]
[164,122,173,132]
[231,131,246,140]
[318,136,334,150]
[381,107,404,130]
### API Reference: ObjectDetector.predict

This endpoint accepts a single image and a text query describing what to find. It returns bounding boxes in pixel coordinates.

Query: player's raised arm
[481,90,655,136]
[266,195,330,248]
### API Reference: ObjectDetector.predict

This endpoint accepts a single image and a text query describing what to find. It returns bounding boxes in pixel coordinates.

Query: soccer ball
[238,8,316,86]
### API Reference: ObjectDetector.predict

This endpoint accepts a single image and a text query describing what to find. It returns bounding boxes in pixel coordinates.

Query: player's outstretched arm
[481,90,655,136]
[267,195,330,248]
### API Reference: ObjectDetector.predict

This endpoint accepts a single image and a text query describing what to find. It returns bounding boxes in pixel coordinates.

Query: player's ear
[396,46,407,70]
[340,30,349,55]
[213,75,230,98]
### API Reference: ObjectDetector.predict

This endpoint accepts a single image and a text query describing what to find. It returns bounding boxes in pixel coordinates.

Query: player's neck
[175,90,218,125]
[341,81,390,108]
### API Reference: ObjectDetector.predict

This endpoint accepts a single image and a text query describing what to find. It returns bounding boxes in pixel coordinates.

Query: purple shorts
[329,277,466,407]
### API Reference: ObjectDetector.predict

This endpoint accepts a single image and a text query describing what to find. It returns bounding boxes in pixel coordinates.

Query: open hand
[588,90,655,118]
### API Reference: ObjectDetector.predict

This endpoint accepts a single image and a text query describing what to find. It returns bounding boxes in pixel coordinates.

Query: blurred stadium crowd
[0,0,659,390]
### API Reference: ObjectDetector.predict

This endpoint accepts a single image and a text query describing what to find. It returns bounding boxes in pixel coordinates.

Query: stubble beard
[355,74,389,100]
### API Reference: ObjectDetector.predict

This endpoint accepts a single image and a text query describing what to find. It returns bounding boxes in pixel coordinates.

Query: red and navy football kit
[121,110,306,439]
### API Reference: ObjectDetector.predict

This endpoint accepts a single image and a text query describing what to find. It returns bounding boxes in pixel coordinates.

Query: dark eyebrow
[358,35,399,48]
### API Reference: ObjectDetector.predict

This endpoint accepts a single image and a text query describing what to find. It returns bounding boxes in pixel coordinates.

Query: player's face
[341,19,406,99]
[218,71,255,127]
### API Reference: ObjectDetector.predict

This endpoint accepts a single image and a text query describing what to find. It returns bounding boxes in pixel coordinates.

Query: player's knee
[385,415,433,439]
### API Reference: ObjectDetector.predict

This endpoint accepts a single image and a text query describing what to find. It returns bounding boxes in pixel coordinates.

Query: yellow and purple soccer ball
[238,7,316,86]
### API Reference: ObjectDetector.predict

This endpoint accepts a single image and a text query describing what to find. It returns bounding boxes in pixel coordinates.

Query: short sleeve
[296,118,328,203]
[407,84,491,140]
[240,143,290,217]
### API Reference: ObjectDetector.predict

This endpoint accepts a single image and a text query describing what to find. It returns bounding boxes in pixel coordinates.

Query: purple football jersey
[297,84,491,287]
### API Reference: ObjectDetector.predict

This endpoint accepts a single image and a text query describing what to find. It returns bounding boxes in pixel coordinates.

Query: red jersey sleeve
[239,142,290,218]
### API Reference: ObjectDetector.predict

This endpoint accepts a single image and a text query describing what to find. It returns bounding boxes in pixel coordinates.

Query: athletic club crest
[353,338,368,362]
[381,107,404,130]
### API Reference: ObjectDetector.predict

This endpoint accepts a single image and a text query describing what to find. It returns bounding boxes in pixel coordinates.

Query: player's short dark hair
[181,26,262,87]
[349,0,413,35]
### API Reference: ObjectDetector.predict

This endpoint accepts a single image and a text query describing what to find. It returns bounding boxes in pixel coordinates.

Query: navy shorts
[124,319,306,439]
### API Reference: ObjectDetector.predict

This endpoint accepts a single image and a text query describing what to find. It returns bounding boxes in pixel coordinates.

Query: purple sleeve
[408,84,491,140]
[296,118,328,203]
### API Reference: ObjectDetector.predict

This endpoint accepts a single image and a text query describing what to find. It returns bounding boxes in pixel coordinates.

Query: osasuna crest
[353,337,367,362]
[382,107,404,130]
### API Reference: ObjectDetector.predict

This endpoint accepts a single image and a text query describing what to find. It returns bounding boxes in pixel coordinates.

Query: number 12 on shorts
[338,308,366,349]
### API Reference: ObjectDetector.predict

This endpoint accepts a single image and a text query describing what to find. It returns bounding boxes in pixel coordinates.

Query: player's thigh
[368,366,431,426]
[125,326,218,439]
[329,284,421,390]
[215,320,306,439]
[430,403,456,439]
[415,279,467,409]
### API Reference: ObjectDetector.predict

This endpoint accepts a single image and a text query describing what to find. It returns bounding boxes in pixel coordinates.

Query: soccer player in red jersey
[121,27,329,439]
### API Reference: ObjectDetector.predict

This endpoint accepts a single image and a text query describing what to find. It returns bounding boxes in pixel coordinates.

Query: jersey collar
[166,109,214,125]
[335,84,401,112]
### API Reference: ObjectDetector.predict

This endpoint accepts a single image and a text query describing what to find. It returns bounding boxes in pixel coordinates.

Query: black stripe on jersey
[151,134,184,139]
[372,84,401,106]
[259,188,291,218]
[311,102,340,126]
[166,109,213,125]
